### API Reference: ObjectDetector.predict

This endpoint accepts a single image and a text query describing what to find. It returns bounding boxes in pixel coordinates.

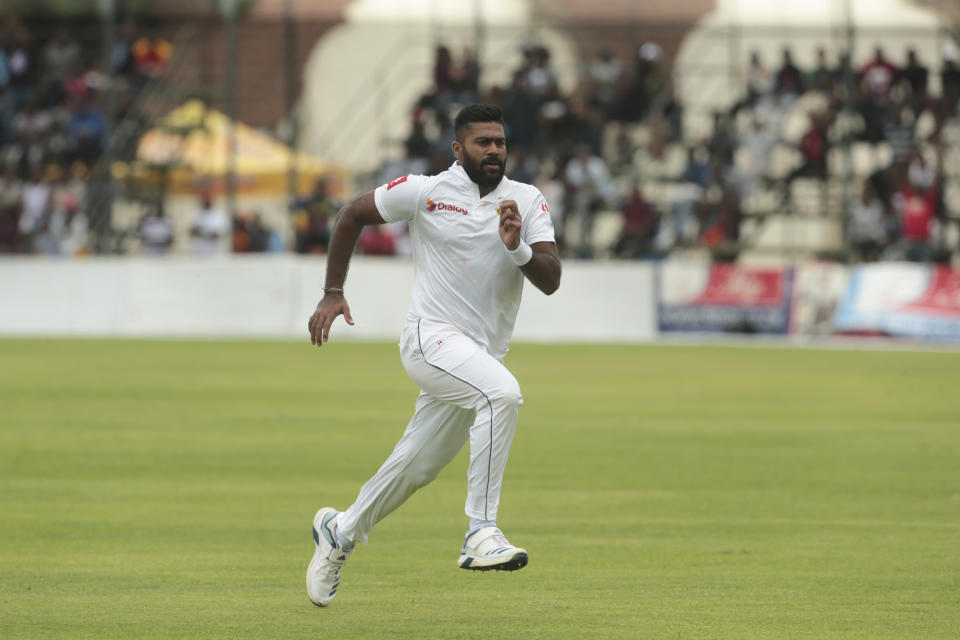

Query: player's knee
[488,378,523,409]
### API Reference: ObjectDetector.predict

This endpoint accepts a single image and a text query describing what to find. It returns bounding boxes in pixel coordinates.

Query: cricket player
[306,104,561,607]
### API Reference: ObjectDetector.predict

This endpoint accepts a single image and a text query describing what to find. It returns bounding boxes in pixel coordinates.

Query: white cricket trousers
[336,317,522,544]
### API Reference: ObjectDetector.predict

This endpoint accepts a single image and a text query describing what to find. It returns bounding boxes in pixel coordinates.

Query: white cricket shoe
[457,526,528,571]
[306,507,351,607]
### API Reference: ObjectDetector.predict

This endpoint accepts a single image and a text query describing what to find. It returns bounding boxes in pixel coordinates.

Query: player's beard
[461,149,505,189]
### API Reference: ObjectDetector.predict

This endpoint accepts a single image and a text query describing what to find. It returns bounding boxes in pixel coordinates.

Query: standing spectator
[860,47,898,101]
[189,195,229,256]
[731,50,773,116]
[458,47,480,103]
[432,45,458,107]
[0,33,10,144]
[0,162,23,251]
[848,183,887,262]
[806,48,834,96]
[898,48,928,114]
[525,45,558,98]
[6,27,36,116]
[137,204,174,255]
[774,48,804,101]
[939,51,960,116]
[501,74,538,152]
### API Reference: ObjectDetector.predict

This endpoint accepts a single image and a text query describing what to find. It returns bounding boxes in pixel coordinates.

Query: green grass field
[1,339,958,639]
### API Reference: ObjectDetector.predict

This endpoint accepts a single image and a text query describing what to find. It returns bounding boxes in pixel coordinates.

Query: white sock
[468,518,496,536]
[335,526,355,552]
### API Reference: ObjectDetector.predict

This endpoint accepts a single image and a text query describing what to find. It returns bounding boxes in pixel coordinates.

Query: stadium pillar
[98,0,117,253]
[221,0,238,222]
[284,0,299,206]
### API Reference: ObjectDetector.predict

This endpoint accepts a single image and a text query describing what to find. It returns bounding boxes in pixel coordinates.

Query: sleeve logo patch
[541,203,550,212]
[387,175,409,190]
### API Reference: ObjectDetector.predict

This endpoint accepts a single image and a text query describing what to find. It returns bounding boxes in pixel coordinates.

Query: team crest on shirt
[426,198,469,216]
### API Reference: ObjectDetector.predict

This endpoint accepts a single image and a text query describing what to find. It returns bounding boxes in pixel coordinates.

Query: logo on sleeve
[387,175,408,190]
[541,203,550,212]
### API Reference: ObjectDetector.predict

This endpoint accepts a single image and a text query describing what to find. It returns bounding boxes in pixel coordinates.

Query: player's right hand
[308,294,355,347]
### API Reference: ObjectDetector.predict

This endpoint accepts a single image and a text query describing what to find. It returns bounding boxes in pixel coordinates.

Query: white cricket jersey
[374,162,555,358]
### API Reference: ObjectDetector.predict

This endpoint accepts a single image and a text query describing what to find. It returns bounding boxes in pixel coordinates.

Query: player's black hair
[454,104,504,141]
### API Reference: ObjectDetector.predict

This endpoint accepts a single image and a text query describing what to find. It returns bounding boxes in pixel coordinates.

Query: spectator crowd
[1,13,959,264]
[0,15,173,255]
[371,40,960,263]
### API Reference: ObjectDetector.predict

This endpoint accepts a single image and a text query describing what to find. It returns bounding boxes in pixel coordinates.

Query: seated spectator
[357,225,396,256]
[738,113,779,200]
[66,91,106,165]
[891,147,941,262]
[848,183,887,262]
[782,110,829,208]
[661,144,710,248]
[883,102,915,165]
[563,145,619,257]
[232,211,272,253]
[190,195,229,256]
[587,46,623,118]
[11,98,54,168]
[17,164,52,252]
[292,177,340,254]
[132,31,172,80]
[698,164,741,249]
[614,184,659,258]
[48,162,88,256]
[111,21,139,78]
[137,205,174,256]
[41,28,81,106]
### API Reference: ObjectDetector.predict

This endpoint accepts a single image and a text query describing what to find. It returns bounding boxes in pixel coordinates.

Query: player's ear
[452,139,462,162]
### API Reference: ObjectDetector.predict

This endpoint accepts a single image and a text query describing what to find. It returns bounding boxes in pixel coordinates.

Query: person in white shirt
[305,104,561,607]
[189,196,229,256]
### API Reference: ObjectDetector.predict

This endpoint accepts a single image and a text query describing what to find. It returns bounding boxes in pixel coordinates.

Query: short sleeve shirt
[374,162,555,358]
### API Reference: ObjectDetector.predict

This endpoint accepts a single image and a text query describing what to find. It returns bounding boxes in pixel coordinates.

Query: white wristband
[507,240,533,266]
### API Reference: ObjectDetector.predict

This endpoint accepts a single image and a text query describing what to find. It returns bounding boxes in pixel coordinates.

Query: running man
[306,104,561,607]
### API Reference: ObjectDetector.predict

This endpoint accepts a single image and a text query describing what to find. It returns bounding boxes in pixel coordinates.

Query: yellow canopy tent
[129,100,344,196]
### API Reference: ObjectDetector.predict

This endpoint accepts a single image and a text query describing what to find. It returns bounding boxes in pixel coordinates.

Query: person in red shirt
[894,147,942,262]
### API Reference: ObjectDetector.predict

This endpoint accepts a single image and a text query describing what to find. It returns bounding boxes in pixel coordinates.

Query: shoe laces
[485,530,511,549]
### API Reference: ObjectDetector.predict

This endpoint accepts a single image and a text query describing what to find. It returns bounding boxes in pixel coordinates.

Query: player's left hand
[497,200,521,250]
